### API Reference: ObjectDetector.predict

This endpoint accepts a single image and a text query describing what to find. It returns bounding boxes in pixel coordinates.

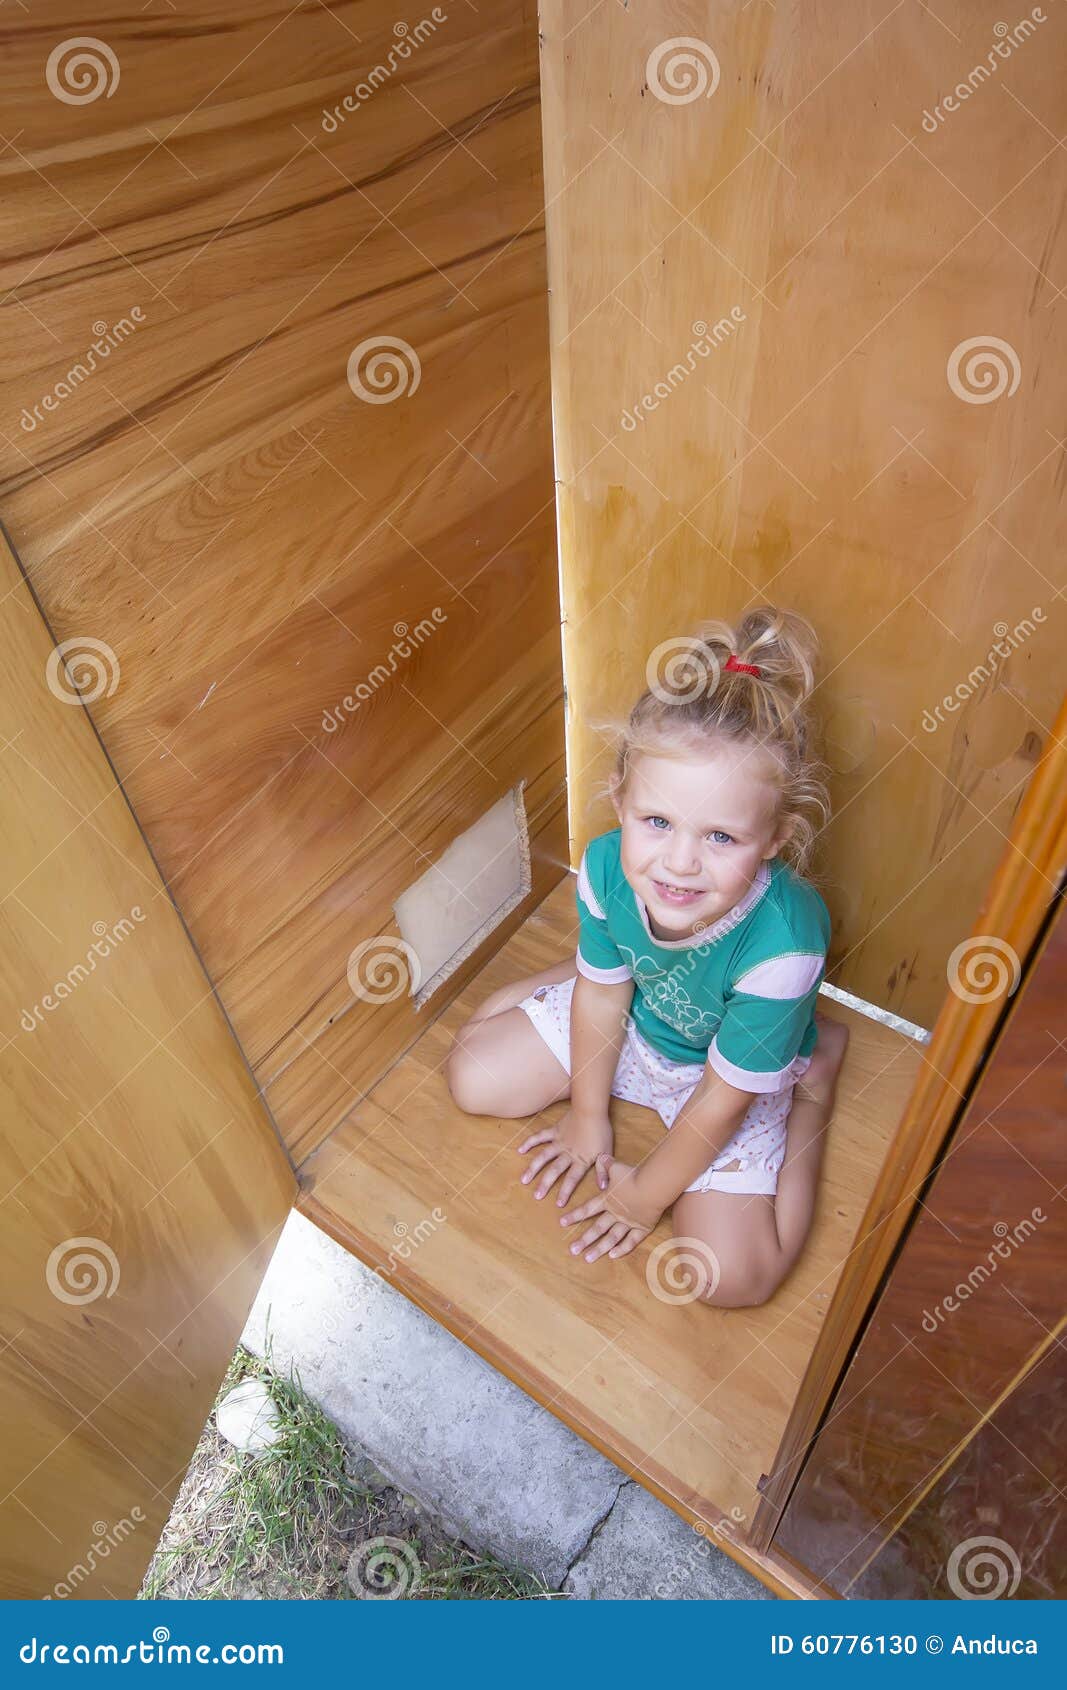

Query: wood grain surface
[0,528,296,1600]
[1,0,565,1162]
[540,0,1067,1027]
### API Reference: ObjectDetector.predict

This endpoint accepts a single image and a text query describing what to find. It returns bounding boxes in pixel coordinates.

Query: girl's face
[610,743,790,941]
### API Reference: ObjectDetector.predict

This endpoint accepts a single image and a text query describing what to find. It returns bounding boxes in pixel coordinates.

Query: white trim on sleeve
[706,1034,793,1094]
[575,849,606,920]
[575,952,633,986]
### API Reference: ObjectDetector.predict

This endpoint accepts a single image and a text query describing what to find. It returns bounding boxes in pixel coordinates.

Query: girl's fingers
[569,1213,616,1256]
[608,1228,644,1260]
[517,1129,558,1156]
[581,1221,630,1264]
[559,1195,602,1227]
[555,1163,588,1208]
[520,1144,562,1184]
[534,1154,571,1201]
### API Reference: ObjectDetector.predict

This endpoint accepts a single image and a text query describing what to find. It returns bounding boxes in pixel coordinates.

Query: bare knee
[701,1262,781,1309]
[652,1228,782,1308]
[446,1022,561,1118]
[445,1032,490,1115]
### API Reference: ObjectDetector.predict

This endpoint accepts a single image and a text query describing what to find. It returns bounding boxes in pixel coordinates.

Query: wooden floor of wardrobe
[297,873,922,1595]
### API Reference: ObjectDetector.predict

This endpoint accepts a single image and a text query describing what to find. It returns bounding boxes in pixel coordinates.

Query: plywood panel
[541,0,1067,1026]
[0,0,565,1161]
[0,530,296,1599]
[299,872,922,1551]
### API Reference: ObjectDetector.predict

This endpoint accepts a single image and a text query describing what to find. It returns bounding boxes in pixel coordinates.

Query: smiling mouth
[652,879,705,903]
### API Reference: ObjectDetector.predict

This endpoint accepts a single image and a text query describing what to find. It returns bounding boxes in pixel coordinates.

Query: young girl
[446,605,850,1308]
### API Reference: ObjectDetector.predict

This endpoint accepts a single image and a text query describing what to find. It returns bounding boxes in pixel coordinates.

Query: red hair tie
[724,652,761,676]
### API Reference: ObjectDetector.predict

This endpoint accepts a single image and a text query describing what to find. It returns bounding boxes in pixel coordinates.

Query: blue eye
[644,816,732,845]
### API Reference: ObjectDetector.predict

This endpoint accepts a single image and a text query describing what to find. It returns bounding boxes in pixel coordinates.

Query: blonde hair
[589,604,831,881]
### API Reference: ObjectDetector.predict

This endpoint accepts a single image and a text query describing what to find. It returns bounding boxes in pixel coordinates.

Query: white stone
[216,1378,284,1453]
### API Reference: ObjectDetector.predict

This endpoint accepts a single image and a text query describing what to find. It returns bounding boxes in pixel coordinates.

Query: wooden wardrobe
[2,0,1064,1598]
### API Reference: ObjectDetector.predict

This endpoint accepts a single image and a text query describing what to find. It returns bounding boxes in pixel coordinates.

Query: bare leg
[770,1015,849,1260]
[668,1013,850,1306]
[446,1004,572,1118]
[446,957,577,1117]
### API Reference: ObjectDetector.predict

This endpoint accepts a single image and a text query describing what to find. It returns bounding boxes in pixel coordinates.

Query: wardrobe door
[772,882,1067,1597]
[0,531,297,1599]
[843,1338,1065,1599]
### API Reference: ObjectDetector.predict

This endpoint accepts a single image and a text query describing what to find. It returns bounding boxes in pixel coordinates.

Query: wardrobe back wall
[541,0,1067,1028]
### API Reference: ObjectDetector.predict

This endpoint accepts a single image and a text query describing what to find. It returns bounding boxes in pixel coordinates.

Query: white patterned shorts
[518,974,812,1198]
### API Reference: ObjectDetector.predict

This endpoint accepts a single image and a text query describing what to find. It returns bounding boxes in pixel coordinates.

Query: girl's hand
[559,1156,665,1263]
[517,1108,614,1207]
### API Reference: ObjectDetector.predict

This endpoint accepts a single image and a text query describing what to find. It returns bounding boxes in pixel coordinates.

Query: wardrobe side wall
[1,1,565,1161]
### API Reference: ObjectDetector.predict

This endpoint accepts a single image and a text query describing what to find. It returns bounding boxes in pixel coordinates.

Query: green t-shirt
[574,827,831,1088]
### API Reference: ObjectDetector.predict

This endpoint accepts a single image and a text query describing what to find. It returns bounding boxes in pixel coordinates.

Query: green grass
[140,1337,553,1601]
